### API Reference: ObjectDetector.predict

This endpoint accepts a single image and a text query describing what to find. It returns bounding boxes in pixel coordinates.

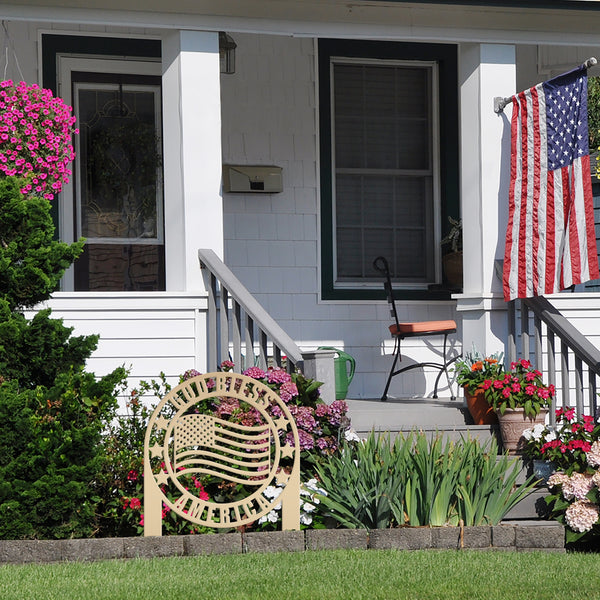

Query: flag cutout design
[503,65,600,301]
[174,414,272,485]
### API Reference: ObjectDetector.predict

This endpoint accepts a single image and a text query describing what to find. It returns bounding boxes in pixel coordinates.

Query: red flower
[129,497,141,510]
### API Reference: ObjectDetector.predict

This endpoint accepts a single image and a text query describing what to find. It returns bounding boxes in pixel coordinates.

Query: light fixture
[219,32,236,75]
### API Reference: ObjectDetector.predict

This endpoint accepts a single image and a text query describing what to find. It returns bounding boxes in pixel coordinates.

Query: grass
[0,549,598,600]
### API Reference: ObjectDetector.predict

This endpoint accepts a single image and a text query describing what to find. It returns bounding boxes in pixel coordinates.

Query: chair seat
[389,320,457,338]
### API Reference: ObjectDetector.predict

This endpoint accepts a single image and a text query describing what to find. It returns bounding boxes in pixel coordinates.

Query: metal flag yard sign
[143,372,301,535]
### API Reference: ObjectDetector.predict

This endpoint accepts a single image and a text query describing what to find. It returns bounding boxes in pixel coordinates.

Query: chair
[373,256,458,401]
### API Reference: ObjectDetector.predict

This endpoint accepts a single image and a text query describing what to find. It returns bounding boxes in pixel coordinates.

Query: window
[42,35,164,291]
[318,40,459,301]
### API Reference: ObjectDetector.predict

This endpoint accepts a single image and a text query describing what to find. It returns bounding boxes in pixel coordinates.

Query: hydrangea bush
[526,407,600,544]
[0,80,78,199]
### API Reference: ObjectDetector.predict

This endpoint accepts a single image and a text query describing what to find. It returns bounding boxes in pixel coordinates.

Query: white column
[162,31,224,291]
[455,44,515,358]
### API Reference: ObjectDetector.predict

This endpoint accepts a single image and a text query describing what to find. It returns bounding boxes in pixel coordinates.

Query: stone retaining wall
[0,522,565,564]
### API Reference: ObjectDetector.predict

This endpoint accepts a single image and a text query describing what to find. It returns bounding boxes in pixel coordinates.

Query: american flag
[503,65,600,301]
[173,414,272,485]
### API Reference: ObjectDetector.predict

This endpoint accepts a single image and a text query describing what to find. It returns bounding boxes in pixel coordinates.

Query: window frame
[318,39,459,301]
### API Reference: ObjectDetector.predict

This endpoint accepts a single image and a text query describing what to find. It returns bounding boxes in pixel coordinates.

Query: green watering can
[318,347,356,400]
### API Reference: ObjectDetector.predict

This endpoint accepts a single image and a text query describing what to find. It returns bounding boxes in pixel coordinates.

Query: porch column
[455,44,516,359]
[162,31,224,291]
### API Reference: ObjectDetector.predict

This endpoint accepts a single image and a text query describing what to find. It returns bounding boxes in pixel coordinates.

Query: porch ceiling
[5,0,600,45]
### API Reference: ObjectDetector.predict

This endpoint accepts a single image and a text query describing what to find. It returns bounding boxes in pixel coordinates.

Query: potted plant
[441,216,462,289]
[482,359,554,453]
[454,348,503,425]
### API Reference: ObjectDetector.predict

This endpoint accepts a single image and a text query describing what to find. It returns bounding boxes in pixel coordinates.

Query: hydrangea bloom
[243,366,267,380]
[587,441,600,468]
[561,472,594,501]
[267,367,292,385]
[0,80,78,199]
[565,500,600,533]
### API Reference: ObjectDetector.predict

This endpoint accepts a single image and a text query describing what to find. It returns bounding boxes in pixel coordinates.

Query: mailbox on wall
[223,165,283,193]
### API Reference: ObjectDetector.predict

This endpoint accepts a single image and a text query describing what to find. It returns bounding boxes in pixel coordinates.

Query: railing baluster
[207,272,218,371]
[547,330,556,426]
[219,286,230,365]
[259,330,268,369]
[521,302,530,361]
[574,355,583,416]
[590,371,599,421]
[245,314,255,369]
[507,300,517,364]
[561,341,570,408]
[274,345,282,368]
[233,300,242,369]
[533,313,542,372]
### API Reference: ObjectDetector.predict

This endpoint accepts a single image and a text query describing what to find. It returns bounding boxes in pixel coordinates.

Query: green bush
[0,176,128,539]
[314,431,537,529]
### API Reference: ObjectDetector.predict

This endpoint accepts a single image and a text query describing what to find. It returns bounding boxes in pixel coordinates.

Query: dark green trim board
[42,34,161,93]
[318,39,459,301]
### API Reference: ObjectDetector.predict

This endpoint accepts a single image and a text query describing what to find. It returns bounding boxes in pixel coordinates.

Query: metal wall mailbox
[223,165,283,193]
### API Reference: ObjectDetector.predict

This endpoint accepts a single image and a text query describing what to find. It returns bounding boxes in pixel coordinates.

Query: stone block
[305,528,368,551]
[123,536,184,559]
[430,527,460,550]
[515,523,565,549]
[0,540,63,564]
[462,526,491,549]
[61,538,124,562]
[243,530,305,553]
[183,533,243,555]
[492,524,516,548]
[368,527,431,550]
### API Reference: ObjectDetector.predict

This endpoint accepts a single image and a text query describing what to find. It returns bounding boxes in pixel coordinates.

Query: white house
[6,0,600,403]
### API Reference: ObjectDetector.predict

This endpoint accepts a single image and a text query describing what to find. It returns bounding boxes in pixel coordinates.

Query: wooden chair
[373,256,458,401]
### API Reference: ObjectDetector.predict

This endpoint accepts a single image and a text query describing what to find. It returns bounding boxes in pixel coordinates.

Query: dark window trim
[318,38,459,301]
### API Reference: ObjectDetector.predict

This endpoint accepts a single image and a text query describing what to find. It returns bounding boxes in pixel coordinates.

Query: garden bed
[0,522,565,565]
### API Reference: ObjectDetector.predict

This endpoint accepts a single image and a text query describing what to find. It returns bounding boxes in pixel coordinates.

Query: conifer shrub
[0,175,127,539]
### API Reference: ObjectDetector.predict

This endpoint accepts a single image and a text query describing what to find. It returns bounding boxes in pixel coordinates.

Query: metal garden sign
[143,372,300,534]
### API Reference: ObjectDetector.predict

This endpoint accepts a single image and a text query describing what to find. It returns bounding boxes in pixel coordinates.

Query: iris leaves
[314,431,537,529]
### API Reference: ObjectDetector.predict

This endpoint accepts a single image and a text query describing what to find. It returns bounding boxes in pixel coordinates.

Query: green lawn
[0,549,597,600]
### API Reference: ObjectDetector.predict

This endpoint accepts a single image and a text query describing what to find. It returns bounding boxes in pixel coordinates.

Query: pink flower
[243,366,267,380]
[129,497,142,510]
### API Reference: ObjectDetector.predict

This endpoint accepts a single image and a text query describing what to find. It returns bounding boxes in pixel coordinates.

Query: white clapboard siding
[25,292,209,390]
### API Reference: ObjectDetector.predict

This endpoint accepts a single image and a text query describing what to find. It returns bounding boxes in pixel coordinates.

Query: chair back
[373,256,399,328]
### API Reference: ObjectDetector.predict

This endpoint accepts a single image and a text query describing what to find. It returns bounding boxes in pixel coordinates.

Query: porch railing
[507,296,600,425]
[197,249,335,403]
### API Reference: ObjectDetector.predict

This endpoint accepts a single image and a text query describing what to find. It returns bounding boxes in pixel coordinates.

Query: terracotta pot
[496,407,549,454]
[464,386,498,425]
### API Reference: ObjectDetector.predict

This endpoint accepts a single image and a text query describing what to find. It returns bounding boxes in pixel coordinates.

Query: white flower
[344,428,361,442]
[587,441,600,468]
[258,509,280,524]
[263,485,284,500]
[300,512,313,526]
[301,502,316,513]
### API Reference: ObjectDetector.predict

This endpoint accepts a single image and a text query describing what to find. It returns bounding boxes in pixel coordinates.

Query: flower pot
[532,459,555,484]
[464,386,498,425]
[442,251,462,289]
[496,408,549,454]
